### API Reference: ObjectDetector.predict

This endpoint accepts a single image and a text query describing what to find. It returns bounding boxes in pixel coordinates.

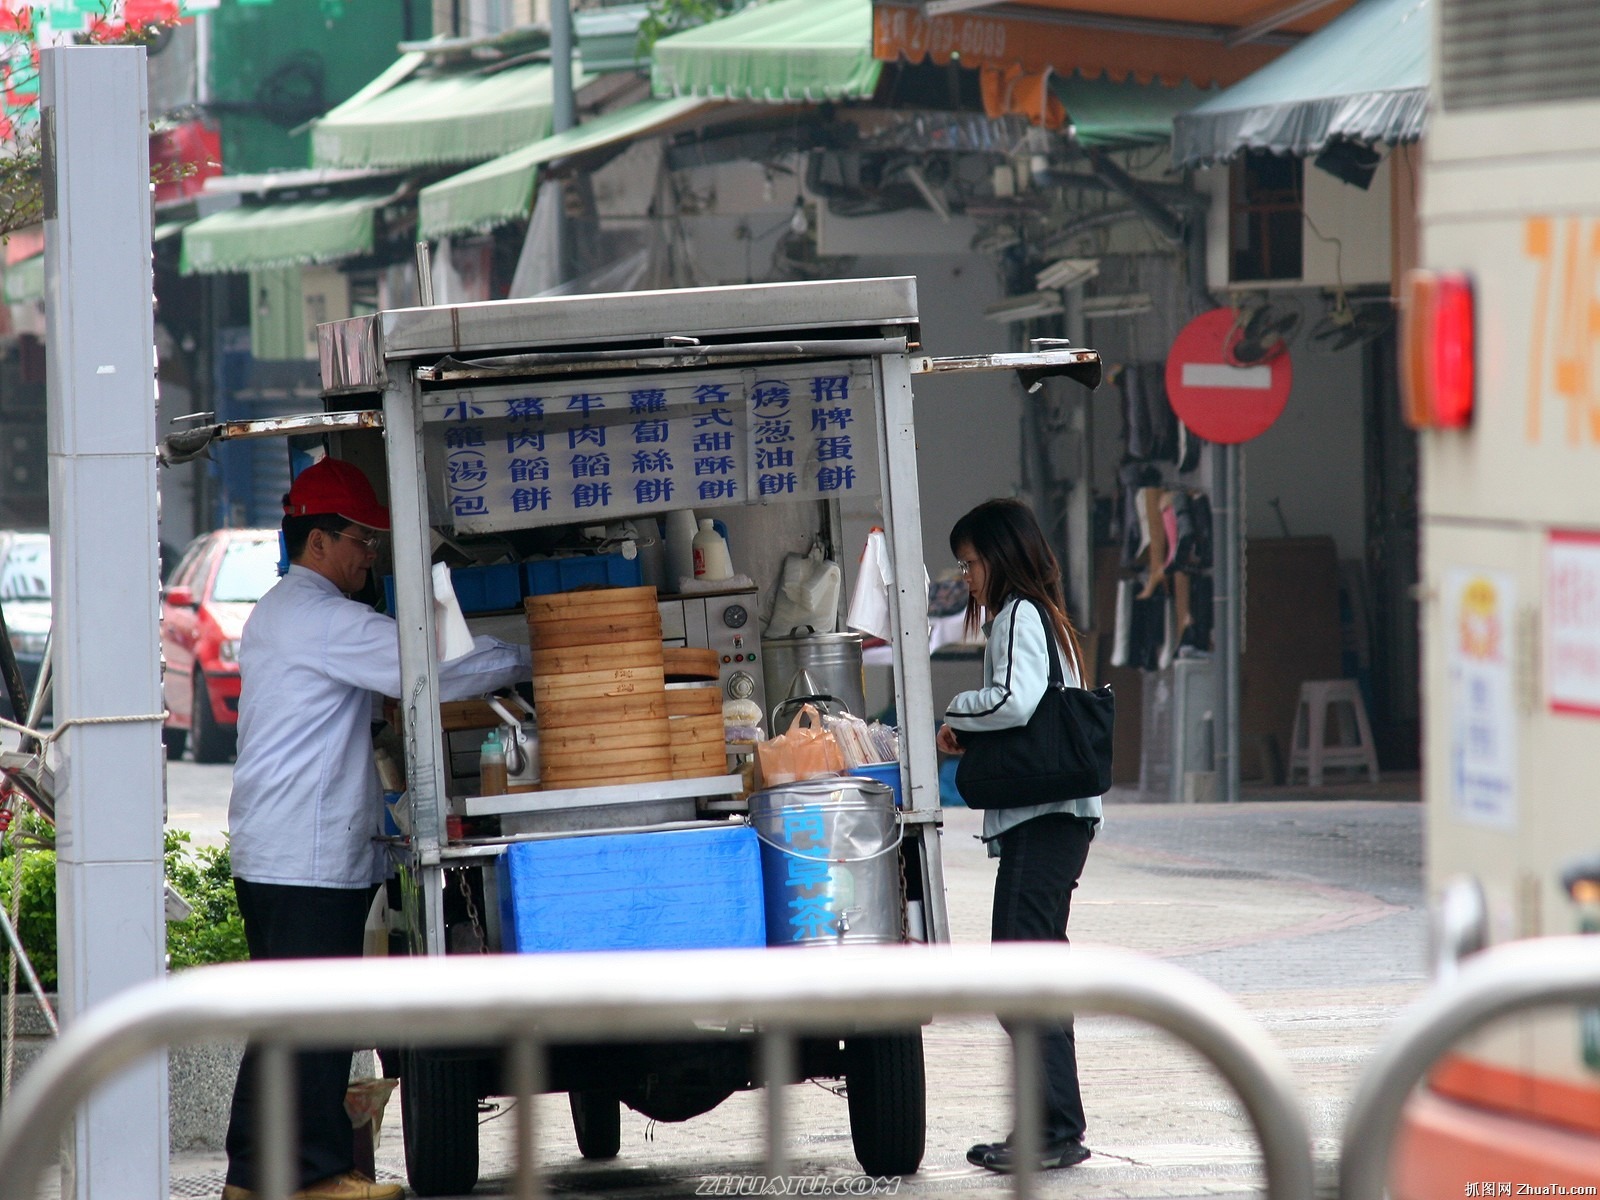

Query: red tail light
[1401,269,1475,429]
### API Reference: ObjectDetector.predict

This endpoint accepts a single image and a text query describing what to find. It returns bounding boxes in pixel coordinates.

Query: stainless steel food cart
[307,276,1100,1193]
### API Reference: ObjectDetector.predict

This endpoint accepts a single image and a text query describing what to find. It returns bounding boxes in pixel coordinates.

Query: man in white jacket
[222,457,529,1200]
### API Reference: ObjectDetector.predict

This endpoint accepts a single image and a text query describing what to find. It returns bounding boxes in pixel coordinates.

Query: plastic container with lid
[479,729,508,797]
[692,518,733,581]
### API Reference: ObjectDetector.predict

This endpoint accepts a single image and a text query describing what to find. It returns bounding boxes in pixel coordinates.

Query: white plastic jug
[692,518,733,581]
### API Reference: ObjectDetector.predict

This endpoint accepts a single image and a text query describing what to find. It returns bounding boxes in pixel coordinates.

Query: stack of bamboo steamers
[525,586,726,788]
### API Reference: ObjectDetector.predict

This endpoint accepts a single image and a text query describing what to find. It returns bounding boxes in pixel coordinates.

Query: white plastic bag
[765,544,841,636]
[431,563,476,661]
[846,528,895,642]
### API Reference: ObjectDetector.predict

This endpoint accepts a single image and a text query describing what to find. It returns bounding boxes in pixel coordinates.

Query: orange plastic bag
[754,704,845,787]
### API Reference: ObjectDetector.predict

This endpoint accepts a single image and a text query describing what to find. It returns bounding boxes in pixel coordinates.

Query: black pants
[224,879,377,1190]
[992,812,1094,1145]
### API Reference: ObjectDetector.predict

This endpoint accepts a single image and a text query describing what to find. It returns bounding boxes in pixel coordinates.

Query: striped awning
[179,194,389,276]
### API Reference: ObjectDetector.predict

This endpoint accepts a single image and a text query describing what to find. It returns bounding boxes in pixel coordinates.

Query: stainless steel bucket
[746,777,902,947]
[761,629,866,732]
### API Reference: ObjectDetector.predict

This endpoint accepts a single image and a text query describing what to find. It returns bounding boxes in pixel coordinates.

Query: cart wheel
[190,676,235,764]
[569,1089,622,1160]
[844,1031,926,1176]
[401,1049,481,1197]
[162,725,186,761]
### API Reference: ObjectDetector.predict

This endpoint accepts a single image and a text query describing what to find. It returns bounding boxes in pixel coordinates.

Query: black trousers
[991,812,1094,1145]
[224,879,377,1190]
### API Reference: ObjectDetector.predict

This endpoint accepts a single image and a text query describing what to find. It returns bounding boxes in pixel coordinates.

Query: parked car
[0,531,50,721]
[161,528,281,762]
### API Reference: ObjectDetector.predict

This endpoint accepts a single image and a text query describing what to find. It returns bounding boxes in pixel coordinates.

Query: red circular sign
[1164,308,1293,444]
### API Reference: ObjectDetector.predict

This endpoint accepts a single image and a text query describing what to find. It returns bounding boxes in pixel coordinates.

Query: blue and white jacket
[944,594,1104,856]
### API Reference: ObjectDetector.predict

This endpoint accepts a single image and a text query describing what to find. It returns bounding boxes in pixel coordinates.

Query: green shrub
[0,824,247,991]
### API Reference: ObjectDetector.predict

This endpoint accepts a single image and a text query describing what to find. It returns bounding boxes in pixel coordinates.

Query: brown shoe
[220,1187,254,1200]
[295,1172,404,1200]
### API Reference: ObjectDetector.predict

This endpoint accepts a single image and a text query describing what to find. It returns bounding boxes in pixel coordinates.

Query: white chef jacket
[944,595,1103,857]
[228,565,530,889]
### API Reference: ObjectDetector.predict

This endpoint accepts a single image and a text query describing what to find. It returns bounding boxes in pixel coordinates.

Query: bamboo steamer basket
[662,646,720,681]
[532,639,662,675]
[537,693,666,725]
[530,615,664,650]
[543,757,675,787]
[532,666,665,703]
[671,743,728,779]
[665,681,722,717]
[541,722,672,752]
[667,713,725,746]
[525,586,659,623]
[541,742,674,770]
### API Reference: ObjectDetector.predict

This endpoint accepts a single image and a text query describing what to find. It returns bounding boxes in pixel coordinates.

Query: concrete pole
[550,0,575,134]
[42,45,169,1197]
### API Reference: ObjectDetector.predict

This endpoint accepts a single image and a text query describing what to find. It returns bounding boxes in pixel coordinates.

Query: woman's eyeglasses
[957,559,978,577]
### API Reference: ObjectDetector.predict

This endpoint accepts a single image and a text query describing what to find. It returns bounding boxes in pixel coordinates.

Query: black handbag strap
[1013,597,1078,690]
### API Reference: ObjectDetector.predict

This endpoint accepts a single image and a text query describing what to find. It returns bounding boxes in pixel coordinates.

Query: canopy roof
[1051,73,1212,145]
[311,56,590,169]
[652,0,882,102]
[179,194,390,276]
[418,98,711,240]
[1171,0,1429,169]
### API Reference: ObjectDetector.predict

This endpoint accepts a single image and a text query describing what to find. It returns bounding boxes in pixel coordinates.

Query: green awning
[419,97,710,240]
[311,58,590,169]
[1172,0,1429,169]
[3,254,42,305]
[1051,75,1214,148]
[179,194,387,276]
[652,0,880,103]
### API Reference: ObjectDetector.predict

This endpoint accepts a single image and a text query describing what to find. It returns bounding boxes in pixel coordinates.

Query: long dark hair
[950,498,1084,672]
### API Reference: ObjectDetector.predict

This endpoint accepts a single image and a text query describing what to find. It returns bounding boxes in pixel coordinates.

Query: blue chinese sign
[423,360,877,532]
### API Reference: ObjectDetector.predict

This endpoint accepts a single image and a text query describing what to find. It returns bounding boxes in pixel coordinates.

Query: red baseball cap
[285,458,391,530]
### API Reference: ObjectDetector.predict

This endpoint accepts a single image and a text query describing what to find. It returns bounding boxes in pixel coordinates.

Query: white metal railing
[0,944,1316,1200]
[1339,935,1600,1200]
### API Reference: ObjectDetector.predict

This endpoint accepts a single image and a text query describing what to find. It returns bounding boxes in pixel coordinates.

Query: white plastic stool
[1287,680,1380,787]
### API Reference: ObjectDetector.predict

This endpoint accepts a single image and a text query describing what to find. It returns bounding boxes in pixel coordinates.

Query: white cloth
[943,595,1103,857]
[229,566,530,889]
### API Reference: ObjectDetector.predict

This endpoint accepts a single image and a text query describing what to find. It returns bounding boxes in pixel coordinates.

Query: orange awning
[872,1,1352,89]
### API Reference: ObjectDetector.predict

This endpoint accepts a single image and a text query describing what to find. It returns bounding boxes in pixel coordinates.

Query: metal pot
[760,629,865,733]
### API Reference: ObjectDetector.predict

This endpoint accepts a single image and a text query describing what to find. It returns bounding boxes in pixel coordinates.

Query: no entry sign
[1164,308,1293,444]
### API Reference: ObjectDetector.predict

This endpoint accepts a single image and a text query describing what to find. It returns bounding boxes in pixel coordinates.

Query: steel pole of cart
[42,45,169,1196]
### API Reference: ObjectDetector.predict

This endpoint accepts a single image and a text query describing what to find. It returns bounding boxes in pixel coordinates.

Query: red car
[161,528,282,762]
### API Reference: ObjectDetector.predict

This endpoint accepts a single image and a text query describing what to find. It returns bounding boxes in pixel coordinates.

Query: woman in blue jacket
[936,498,1102,1173]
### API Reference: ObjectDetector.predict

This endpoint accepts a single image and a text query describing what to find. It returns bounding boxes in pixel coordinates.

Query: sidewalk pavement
[46,792,1429,1199]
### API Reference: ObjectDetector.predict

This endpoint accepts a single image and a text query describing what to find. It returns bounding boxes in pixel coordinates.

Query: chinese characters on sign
[1445,568,1517,830]
[425,361,876,532]
[1547,531,1600,717]
[780,806,838,943]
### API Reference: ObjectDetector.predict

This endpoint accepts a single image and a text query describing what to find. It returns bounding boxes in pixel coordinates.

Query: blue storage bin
[850,761,904,808]
[522,552,643,597]
[382,564,523,616]
[496,825,766,953]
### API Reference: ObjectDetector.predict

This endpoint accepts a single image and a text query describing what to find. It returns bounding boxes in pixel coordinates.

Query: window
[211,538,282,604]
[1230,151,1303,282]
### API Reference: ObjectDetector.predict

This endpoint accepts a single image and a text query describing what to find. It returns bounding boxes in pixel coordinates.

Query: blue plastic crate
[522,553,643,597]
[382,564,523,616]
[850,761,904,808]
[497,825,766,953]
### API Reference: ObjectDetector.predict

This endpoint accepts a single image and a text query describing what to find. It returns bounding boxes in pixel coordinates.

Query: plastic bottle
[479,729,508,797]
[692,518,733,581]
[663,508,699,591]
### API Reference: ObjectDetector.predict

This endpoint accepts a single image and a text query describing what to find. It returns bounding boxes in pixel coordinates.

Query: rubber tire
[401,1049,481,1197]
[569,1090,622,1160]
[190,675,235,764]
[844,1031,926,1177]
[162,726,186,761]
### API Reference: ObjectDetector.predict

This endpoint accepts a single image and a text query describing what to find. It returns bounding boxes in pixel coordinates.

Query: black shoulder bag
[954,598,1115,809]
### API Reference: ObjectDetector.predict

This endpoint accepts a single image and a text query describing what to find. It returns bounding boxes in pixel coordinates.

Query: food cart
[302,276,1100,1193]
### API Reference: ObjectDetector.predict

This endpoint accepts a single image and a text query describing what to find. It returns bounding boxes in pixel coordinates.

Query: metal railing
[1339,935,1600,1200]
[0,944,1315,1200]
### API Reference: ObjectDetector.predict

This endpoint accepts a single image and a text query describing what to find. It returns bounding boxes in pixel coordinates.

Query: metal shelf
[460,774,744,818]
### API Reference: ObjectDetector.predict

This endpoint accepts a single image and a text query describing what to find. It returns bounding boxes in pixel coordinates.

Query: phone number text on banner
[424,361,877,532]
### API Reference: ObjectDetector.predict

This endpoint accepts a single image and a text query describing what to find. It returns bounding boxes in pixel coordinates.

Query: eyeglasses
[957,559,979,577]
[333,529,384,553]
